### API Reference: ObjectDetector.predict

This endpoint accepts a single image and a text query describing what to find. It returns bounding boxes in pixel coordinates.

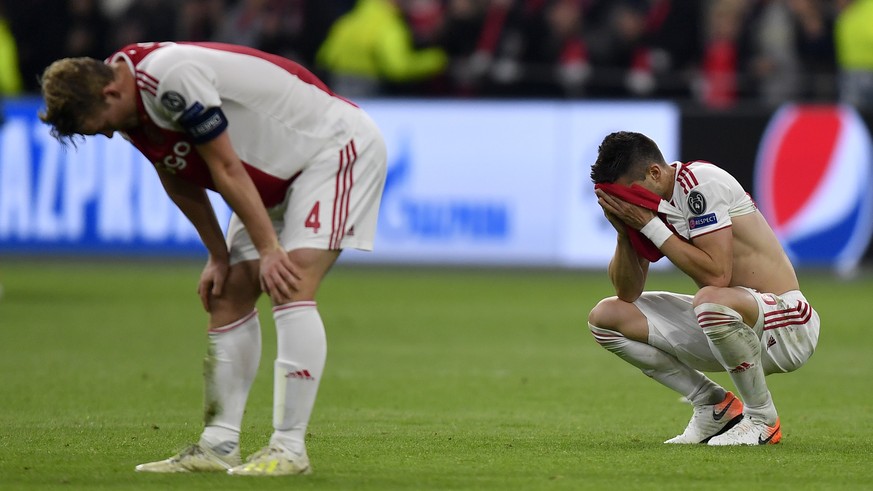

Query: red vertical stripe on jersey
[343,140,358,244]
[330,147,345,249]
[329,140,358,249]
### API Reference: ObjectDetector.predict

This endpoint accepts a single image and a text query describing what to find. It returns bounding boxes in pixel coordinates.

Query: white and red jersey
[107,42,364,207]
[664,161,758,240]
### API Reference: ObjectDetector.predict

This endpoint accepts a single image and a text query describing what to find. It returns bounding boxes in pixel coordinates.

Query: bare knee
[588,297,622,330]
[588,296,650,342]
[692,286,758,326]
[208,261,261,329]
[281,248,340,303]
[692,286,728,309]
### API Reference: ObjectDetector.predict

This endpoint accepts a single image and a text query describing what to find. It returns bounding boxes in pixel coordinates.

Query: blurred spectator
[436,0,512,96]
[739,0,803,105]
[405,0,445,44]
[696,0,743,108]
[211,0,313,64]
[0,4,23,96]
[213,0,271,47]
[585,1,656,98]
[286,0,355,66]
[5,0,70,92]
[176,0,225,41]
[316,0,449,98]
[65,0,110,58]
[834,0,873,109]
[0,0,853,103]
[255,0,306,61]
[510,0,591,98]
[110,0,178,48]
[787,0,837,101]
[645,0,704,99]
[99,0,136,18]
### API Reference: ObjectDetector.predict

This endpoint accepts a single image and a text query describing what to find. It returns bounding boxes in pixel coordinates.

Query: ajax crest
[754,105,873,273]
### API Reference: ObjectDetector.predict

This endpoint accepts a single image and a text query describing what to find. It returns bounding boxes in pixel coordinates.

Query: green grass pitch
[1,260,872,490]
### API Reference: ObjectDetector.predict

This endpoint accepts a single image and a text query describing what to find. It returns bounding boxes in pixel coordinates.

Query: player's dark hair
[590,131,667,184]
[38,57,114,145]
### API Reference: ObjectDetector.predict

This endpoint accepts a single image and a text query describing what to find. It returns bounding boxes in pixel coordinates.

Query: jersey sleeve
[684,168,734,239]
[156,61,228,144]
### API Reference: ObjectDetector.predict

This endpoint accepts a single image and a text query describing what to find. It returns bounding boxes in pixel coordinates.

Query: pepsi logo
[754,105,873,273]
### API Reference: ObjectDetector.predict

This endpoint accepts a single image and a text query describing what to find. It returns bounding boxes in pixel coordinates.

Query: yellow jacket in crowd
[0,18,23,95]
[835,0,873,70]
[316,0,448,82]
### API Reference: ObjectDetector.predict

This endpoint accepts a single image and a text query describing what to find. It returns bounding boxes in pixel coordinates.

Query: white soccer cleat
[227,445,312,476]
[664,391,744,444]
[134,443,241,473]
[708,416,782,446]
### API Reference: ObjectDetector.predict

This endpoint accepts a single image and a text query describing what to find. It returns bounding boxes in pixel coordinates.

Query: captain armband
[179,105,228,144]
[640,217,673,248]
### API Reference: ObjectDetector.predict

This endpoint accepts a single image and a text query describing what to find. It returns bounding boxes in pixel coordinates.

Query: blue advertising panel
[344,100,680,267]
[0,97,678,267]
[0,97,229,257]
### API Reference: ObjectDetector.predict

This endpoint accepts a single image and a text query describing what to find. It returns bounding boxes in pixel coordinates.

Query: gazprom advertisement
[6,98,871,269]
[0,97,231,256]
[347,100,679,266]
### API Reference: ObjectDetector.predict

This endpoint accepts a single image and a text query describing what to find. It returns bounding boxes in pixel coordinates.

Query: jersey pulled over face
[108,42,363,207]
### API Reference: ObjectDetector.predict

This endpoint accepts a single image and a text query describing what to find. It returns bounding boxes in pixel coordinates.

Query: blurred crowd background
[0,0,872,109]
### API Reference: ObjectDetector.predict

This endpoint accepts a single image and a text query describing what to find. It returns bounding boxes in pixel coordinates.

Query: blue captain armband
[179,104,228,144]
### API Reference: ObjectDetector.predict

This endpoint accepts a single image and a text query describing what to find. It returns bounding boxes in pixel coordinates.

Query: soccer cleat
[664,391,744,444]
[708,416,781,446]
[134,443,241,473]
[227,445,312,476]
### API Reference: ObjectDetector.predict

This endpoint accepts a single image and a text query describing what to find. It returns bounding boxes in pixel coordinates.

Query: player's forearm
[211,168,281,256]
[608,236,647,301]
[660,239,731,287]
[197,132,283,258]
[159,173,227,259]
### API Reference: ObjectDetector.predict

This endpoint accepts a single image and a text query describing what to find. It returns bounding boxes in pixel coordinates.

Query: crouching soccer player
[588,131,819,445]
[39,41,387,474]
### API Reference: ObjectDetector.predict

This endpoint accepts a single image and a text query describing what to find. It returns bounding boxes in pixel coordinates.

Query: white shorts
[635,289,820,375]
[226,113,387,264]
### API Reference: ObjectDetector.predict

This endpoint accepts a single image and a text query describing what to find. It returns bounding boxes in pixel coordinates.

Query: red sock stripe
[696,311,738,329]
[208,309,257,334]
[763,301,812,331]
[272,300,317,314]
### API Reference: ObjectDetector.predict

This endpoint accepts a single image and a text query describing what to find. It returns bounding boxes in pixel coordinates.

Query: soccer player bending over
[588,131,819,445]
[40,42,387,474]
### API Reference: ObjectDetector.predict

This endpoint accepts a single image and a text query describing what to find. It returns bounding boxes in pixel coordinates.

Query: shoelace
[170,445,203,463]
[246,446,281,463]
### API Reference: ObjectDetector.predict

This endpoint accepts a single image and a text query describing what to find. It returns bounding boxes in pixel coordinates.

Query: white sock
[695,302,777,423]
[589,323,724,406]
[271,301,326,456]
[199,310,261,453]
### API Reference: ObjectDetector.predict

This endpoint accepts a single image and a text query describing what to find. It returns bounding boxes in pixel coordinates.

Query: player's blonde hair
[39,57,114,143]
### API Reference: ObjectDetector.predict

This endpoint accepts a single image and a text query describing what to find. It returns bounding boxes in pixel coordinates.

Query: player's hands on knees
[259,246,301,304]
[198,254,230,312]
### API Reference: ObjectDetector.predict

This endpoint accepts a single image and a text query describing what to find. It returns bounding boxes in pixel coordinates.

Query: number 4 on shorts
[305,202,321,233]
